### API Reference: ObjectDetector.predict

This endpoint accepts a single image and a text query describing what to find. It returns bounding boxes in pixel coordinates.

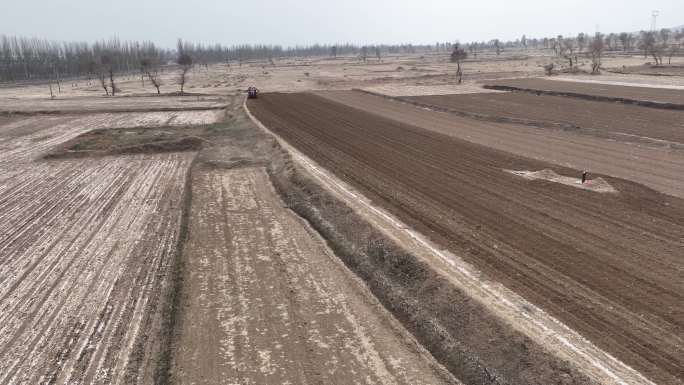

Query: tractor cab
[247,86,259,99]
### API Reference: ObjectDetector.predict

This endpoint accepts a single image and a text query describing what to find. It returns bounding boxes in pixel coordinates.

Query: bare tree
[589,33,605,74]
[639,31,665,65]
[639,31,655,59]
[177,54,192,94]
[99,54,117,96]
[450,43,468,84]
[659,28,672,46]
[576,33,587,52]
[97,71,109,96]
[492,39,502,55]
[668,44,679,64]
[109,68,116,96]
[468,42,478,58]
[550,38,559,55]
[562,38,576,67]
[177,39,193,94]
[604,33,618,51]
[618,32,632,51]
[141,58,162,94]
[669,31,684,64]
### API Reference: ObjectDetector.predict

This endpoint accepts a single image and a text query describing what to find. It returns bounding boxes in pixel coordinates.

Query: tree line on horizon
[1,27,682,85]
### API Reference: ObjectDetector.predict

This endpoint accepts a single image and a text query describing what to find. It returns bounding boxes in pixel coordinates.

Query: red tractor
[247,86,259,99]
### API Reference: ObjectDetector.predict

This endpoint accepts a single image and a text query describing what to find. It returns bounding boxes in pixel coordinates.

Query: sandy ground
[173,165,457,385]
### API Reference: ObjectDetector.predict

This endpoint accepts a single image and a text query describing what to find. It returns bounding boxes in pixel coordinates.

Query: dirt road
[317,90,684,199]
[403,92,684,145]
[172,165,456,384]
[248,92,684,385]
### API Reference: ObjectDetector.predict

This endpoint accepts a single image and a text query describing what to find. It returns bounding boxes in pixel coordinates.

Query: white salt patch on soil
[363,84,505,97]
[506,169,617,193]
[550,76,684,90]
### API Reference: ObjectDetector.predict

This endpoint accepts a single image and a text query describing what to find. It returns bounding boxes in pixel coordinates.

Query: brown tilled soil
[403,92,684,144]
[316,90,684,199]
[248,92,684,385]
[44,125,220,158]
[484,78,684,106]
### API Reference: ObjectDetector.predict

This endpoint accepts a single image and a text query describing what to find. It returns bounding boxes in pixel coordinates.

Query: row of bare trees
[0,36,166,85]
[0,34,459,84]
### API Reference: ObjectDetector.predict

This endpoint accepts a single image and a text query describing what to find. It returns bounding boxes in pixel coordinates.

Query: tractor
[247,86,259,99]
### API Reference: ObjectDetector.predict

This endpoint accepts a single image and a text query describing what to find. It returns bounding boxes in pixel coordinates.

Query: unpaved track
[403,92,684,145]
[172,165,457,384]
[484,78,684,105]
[317,90,684,199]
[248,93,684,385]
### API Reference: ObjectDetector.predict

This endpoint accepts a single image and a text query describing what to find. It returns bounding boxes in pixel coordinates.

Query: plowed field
[248,92,684,385]
[403,92,684,144]
[0,110,213,384]
[316,90,684,199]
[0,153,193,384]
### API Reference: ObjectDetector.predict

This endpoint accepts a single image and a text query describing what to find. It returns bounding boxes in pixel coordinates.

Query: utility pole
[651,10,659,31]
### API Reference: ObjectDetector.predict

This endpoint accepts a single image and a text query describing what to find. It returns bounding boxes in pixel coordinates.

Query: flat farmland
[402,92,684,144]
[484,78,684,106]
[0,109,216,384]
[248,92,684,385]
[0,153,193,384]
[317,90,684,198]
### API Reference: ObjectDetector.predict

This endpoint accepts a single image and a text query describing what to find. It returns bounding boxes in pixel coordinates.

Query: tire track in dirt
[172,165,458,384]
[248,93,684,385]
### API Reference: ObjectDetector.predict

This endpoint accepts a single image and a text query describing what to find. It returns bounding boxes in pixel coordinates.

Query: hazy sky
[2,0,683,47]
